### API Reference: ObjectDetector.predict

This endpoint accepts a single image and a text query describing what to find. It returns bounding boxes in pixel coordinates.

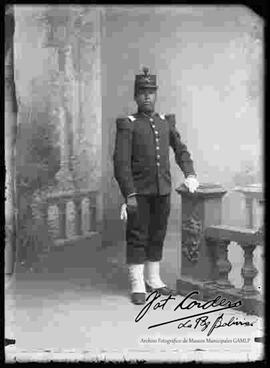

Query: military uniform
[114,111,196,264]
[114,112,195,198]
[113,67,198,304]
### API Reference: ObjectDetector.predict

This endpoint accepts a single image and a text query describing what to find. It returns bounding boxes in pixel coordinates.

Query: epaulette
[128,115,136,122]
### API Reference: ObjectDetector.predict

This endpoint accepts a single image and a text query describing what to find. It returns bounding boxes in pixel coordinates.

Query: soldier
[113,67,199,305]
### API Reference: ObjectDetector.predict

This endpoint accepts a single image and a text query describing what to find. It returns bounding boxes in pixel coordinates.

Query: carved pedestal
[175,183,227,297]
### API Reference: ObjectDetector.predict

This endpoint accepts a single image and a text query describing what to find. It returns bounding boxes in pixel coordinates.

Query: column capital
[233,184,263,201]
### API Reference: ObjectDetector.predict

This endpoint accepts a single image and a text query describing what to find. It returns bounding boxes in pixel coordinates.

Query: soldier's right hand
[127,195,138,209]
[120,203,128,221]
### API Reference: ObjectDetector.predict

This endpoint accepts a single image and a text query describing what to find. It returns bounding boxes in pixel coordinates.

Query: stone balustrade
[204,225,263,316]
[176,182,264,317]
[38,189,98,247]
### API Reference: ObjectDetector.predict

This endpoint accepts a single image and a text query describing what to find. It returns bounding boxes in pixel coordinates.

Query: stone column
[71,7,103,230]
[234,184,263,229]
[175,183,227,295]
[71,7,103,192]
[54,104,75,192]
[5,5,18,275]
[39,6,80,192]
[36,5,103,222]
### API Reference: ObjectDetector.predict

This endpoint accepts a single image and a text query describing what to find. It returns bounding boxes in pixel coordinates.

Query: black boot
[131,292,146,305]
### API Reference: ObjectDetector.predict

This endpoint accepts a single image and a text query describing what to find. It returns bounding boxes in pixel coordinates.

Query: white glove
[120,203,128,222]
[184,176,199,193]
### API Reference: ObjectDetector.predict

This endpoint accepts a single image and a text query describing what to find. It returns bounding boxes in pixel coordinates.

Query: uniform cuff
[127,193,137,198]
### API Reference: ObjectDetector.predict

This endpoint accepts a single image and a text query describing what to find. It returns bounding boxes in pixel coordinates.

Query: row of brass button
[150,117,160,167]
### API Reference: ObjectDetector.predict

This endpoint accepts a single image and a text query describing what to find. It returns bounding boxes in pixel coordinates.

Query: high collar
[136,111,156,119]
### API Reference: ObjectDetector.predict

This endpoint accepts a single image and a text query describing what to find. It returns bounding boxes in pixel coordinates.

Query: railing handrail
[205,224,263,245]
[44,189,98,201]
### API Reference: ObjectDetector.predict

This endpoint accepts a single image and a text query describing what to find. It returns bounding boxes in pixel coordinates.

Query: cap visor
[137,85,158,90]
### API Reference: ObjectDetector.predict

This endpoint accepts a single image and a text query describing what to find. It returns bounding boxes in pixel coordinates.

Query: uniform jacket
[113,112,196,200]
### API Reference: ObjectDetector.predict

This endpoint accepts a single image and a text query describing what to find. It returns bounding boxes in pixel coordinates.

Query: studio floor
[5,232,264,363]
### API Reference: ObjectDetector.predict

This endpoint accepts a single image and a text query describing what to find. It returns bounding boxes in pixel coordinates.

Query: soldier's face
[135,88,157,113]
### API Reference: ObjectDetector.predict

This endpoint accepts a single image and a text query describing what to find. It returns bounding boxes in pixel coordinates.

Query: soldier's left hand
[184,176,199,193]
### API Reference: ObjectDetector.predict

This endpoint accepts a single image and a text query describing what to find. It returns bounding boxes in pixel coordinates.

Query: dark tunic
[113,112,196,200]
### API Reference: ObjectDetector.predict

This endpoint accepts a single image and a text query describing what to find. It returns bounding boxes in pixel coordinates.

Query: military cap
[134,67,158,93]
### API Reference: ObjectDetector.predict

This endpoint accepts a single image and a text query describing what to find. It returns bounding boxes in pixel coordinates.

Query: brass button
[155,131,158,135]
[156,146,160,150]
[157,154,160,159]
[150,118,153,122]
[157,162,160,166]
[156,138,159,142]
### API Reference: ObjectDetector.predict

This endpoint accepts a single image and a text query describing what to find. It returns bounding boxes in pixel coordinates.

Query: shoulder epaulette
[128,115,136,122]
[159,113,165,120]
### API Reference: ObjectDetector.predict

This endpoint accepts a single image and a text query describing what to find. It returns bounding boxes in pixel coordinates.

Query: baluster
[205,237,218,286]
[40,200,48,225]
[216,239,232,289]
[58,200,67,239]
[40,200,49,252]
[245,197,254,229]
[241,243,259,296]
[88,195,96,232]
[74,197,82,236]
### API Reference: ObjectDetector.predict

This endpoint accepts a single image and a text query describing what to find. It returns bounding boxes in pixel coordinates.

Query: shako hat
[134,67,158,93]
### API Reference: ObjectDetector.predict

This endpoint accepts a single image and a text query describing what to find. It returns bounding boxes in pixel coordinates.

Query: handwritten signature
[135,291,256,336]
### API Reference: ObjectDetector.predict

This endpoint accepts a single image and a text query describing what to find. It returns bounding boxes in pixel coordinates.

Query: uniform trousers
[126,195,171,264]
